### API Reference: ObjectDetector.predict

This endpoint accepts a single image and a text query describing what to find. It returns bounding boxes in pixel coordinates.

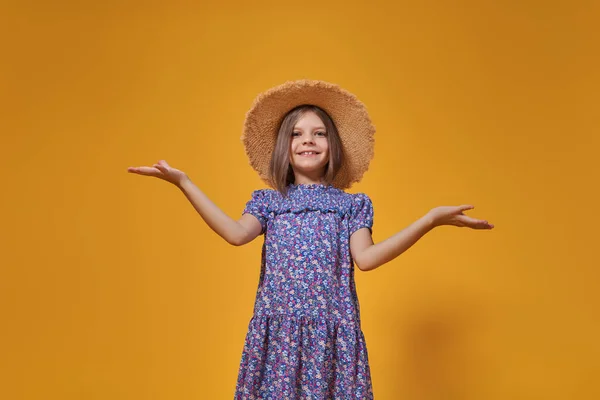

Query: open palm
[127,160,188,187]
[428,205,494,229]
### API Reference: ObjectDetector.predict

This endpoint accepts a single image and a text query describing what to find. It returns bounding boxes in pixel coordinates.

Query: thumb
[153,163,169,173]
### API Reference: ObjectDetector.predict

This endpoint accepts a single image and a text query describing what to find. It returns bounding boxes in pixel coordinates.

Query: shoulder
[350,192,371,201]
[347,192,373,214]
[323,189,373,215]
[247,188,280,204]
[249,188,272,197]
[348,192,372,205]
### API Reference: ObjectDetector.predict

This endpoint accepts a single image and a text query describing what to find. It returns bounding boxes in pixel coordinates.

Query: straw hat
[241,79,375,190]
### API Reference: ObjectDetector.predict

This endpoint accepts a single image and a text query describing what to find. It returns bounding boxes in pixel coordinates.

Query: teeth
[300,152,316,155]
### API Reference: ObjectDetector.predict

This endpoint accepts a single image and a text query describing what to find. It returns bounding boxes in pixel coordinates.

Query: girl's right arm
[178,178,262,246]
[128,160,262,246]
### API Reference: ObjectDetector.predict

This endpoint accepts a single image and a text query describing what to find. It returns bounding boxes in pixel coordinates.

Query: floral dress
[235,183,375,399]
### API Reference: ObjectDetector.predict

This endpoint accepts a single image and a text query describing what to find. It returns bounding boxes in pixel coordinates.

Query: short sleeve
[242,190,269,234]
[349,193,374,236]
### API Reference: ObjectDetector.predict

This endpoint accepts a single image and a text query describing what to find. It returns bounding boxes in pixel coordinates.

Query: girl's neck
[293,173,326,186]
[291,166,328,186]
[293,179,326,186]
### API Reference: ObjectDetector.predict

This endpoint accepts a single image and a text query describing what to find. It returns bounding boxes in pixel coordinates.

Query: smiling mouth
[298,151,320,156]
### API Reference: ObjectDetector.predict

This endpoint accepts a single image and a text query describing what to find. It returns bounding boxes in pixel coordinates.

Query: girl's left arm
[350,205,494,272]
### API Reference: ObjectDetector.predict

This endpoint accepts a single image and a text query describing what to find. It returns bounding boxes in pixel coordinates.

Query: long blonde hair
[269,105,343,196]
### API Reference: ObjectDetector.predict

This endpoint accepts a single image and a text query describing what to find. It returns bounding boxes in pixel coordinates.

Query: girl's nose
[303,136,315,144]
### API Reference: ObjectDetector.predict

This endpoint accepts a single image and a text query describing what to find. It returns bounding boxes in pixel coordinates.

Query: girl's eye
[292,131,326,137]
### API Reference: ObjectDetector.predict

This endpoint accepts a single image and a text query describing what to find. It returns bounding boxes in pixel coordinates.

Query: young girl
[127,80,494,399]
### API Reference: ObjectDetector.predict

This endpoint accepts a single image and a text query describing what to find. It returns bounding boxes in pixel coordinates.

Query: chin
[292,159,327,170]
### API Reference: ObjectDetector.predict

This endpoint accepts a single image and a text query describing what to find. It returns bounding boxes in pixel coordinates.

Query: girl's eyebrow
[293,126,327,131]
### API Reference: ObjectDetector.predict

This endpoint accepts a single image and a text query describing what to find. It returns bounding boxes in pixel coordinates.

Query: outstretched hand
[427,205,494,230]
[127,160,189,187]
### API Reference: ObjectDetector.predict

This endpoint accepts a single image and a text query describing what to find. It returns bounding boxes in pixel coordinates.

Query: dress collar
[288,183,333,191]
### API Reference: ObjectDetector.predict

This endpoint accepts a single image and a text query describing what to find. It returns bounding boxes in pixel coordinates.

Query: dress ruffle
[247,184,370,220]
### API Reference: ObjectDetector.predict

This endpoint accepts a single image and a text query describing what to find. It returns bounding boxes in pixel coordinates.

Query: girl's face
[289,111,330,182]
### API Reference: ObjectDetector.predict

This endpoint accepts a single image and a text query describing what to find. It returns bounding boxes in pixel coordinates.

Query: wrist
[423,211,438,229]
[177,175,192,190]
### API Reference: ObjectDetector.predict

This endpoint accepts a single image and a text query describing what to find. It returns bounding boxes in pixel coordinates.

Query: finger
[153,163,168,173]
[459,205,475,212]
[482,219,494,229]
[474,222,494,230]
[155,160,170,171]
[128,166,161,176]
[127,166,145,173]
[454,214,472,226]
[456,214,480,225]
[461,215,494,229]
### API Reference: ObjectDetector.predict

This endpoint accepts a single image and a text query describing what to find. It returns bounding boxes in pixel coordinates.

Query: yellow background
[1,0,598,398]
